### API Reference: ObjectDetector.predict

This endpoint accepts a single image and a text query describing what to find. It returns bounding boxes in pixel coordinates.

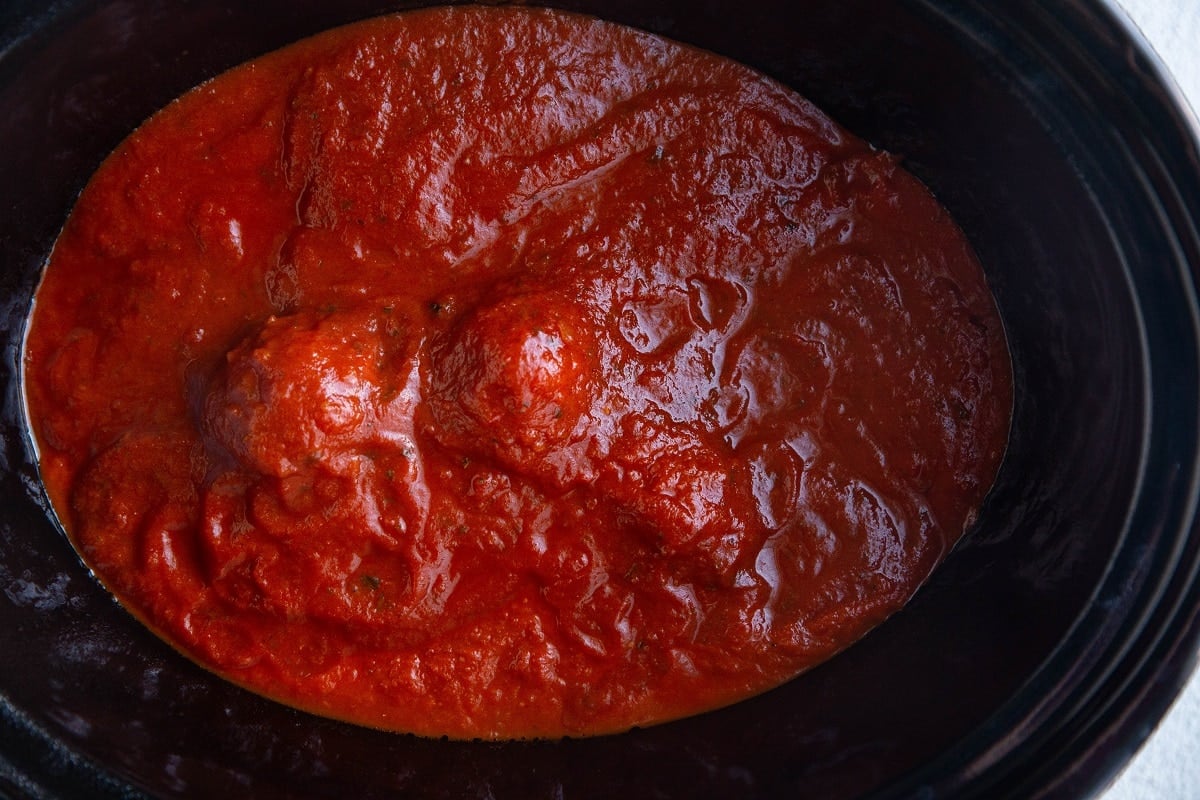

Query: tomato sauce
[23,6,1011,738]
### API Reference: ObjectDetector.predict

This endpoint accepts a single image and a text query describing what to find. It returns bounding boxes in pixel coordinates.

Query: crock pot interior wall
[0,1,1194,799]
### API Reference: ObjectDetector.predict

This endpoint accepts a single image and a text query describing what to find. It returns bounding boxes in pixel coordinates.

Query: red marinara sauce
[24,6,1012,739]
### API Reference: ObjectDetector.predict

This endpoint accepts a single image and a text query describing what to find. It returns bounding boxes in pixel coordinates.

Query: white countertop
[1102,2,1200,798]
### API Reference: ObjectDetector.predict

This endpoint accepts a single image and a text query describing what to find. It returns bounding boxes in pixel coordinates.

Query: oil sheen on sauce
[23,7,1012,739]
